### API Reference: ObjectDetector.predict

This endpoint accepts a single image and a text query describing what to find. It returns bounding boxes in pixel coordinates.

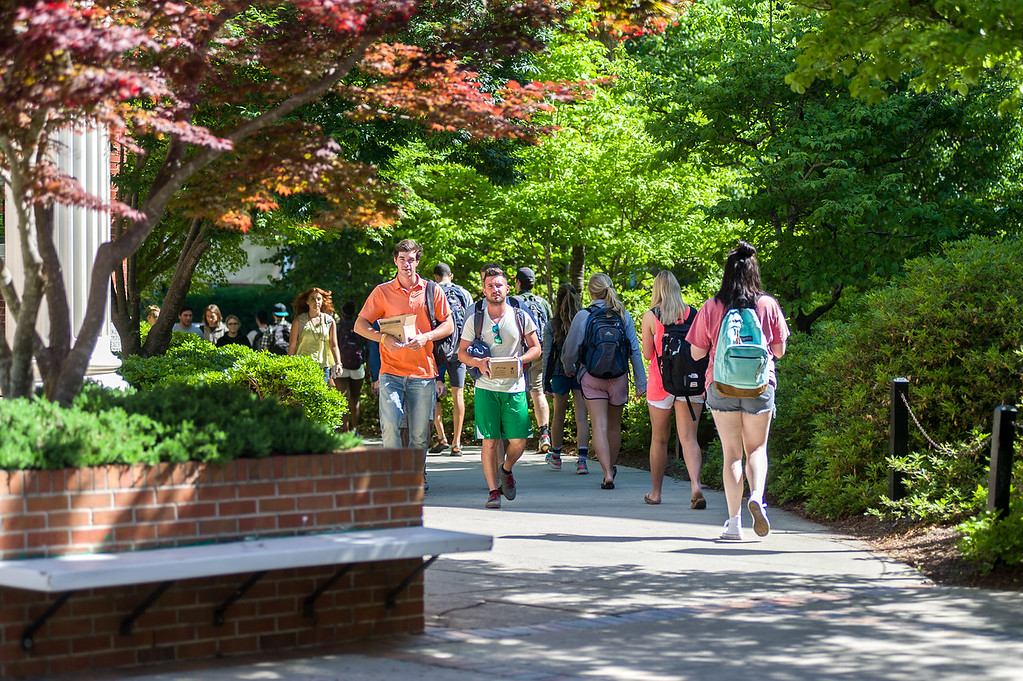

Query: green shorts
[474,389,532,440]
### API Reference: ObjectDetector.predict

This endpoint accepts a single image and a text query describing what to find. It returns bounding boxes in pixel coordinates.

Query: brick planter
[0,448,425,679]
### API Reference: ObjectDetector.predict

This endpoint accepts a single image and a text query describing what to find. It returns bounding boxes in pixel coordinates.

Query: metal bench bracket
[213,571,267,627]
[22,591,74,651]
[303,564,353,619]
[385,555,437,609]
[120,581,175,636]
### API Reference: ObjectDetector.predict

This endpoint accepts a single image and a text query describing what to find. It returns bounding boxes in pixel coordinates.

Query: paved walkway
[46,443,1023,680]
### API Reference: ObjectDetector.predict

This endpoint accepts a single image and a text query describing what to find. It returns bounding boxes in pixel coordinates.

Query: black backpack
[581,304,630,379]
[424,280,466,367]
[338,318,365,370]
[514,291,548,346]
[436,282,471,365]
[269,321,290,355]
[653,305,708,420]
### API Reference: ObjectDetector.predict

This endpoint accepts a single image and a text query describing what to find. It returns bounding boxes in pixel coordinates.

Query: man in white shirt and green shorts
[459,265,542,509]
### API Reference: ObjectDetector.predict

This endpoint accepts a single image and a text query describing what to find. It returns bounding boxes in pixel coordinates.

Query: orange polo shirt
[359,275,450,379]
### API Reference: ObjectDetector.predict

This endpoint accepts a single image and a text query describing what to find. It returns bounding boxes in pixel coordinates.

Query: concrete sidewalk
[45,444,1023,680]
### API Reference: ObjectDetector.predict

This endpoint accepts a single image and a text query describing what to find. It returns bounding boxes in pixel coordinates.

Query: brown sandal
[644,493,661,505]
[690,491,707,510]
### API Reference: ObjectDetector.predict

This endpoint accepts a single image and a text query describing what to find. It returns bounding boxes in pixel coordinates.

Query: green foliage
[0,384,354,470]
[382,27,738,302]
[118,333,347,429]
[875,446,989,522]
[789,0,1023,113]
[958,490,1023,571]
[634,0,1023,331]
[621,396,653,456]
[772,236,1023,519]
[0,394,166,469]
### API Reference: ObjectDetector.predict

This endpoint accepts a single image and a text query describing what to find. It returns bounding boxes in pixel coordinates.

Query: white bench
[0,526,491,650]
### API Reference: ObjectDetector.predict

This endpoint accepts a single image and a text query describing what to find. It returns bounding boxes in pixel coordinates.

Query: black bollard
[889,378,909,501]
[987,405,1017,520]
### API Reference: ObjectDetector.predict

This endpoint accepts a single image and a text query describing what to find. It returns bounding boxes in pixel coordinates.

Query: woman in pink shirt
[687,242,790,541]
[640,271,705,509]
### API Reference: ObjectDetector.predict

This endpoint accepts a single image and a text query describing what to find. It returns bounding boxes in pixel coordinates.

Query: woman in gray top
[562,273,646,490]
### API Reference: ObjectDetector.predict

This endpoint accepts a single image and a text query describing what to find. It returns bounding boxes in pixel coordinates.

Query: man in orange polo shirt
[355,239,453,490]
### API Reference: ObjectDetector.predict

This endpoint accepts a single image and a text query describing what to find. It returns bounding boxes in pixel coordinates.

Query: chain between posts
[897,392,991,457]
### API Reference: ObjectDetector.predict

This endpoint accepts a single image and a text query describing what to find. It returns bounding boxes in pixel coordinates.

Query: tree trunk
[793,284,844,334]
[140,218,211,357]
[570,243,586,294]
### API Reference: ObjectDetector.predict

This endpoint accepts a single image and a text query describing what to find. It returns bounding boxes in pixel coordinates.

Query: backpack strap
[514,307,528,354]
[473,303,484,340]
[424,279,437,328]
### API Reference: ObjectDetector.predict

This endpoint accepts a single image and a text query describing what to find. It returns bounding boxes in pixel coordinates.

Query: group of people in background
[349,238,789,541]
[150,237,789,541]
[162,301,292,353]
[152,289,369,435]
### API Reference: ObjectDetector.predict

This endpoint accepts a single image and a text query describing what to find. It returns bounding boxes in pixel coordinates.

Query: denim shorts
[437,360,466,388]
[550,374,580,396]
[705,382,776,416]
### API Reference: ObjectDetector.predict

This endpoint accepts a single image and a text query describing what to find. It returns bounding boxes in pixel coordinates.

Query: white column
[4,127,125,389]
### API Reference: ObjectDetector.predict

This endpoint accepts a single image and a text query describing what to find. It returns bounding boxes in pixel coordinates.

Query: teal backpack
[713,300,770,397]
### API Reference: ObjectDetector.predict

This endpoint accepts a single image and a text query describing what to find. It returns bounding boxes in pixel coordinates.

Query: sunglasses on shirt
[492,322,502,345]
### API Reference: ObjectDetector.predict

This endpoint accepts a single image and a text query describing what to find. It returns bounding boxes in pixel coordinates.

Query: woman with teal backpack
[687,242,790,541]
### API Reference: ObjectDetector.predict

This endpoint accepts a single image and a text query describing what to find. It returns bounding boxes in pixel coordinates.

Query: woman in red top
[641,271,705,509]
[687,242,789,541]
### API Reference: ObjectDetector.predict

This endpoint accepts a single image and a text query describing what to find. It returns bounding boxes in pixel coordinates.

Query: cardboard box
[379,314,418,344]
[488,356,522,380]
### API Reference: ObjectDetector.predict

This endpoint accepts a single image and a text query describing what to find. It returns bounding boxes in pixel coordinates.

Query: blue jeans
[378,374,436,460]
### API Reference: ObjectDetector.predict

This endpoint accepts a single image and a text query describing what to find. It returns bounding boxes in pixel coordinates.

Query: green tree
[634,0,1023,331]
[386,20,733,300]
[787,1,1023,111]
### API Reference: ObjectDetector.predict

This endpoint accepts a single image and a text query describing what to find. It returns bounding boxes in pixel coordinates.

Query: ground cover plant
[0,382,353,470]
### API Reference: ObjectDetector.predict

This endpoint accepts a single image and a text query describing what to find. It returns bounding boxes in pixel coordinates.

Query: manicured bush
[118,331,346,428]
[0,383,355,470]
[771,236,1023,520]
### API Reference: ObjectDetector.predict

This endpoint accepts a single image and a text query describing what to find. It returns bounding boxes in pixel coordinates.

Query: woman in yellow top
[288,287,342,383]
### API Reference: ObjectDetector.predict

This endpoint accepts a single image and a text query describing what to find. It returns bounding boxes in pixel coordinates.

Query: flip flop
[449,446,462,457]
[690,491,707,510]
[600,480,615,490]
[644,493,661,505]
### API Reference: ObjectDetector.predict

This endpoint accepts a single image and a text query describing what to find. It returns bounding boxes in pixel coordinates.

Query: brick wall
[0,449,422,560]
[0,448,426,679]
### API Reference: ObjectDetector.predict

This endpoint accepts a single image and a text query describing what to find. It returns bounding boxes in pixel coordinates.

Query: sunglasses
[492,322,503,345]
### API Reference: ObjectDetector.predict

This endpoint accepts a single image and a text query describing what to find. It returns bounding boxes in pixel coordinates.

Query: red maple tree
[0,0,670,402]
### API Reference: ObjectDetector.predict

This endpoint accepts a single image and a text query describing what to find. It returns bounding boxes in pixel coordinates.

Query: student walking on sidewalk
[562,273,646,490]
[686,242,789,540]
[459,265,542,509]
[641,271,706,508]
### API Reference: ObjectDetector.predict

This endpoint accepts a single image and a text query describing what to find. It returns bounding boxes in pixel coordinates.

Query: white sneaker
[720,517,744,541]
[748,498,770,537]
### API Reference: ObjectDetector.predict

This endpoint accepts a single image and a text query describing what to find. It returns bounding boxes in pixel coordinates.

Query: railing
[889,377,1018,519]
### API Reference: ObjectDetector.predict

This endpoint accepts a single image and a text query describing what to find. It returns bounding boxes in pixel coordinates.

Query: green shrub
[772,236,1023,519]
[0,384,355,470]
[118,332,346,428]
[958,490,1023,571]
